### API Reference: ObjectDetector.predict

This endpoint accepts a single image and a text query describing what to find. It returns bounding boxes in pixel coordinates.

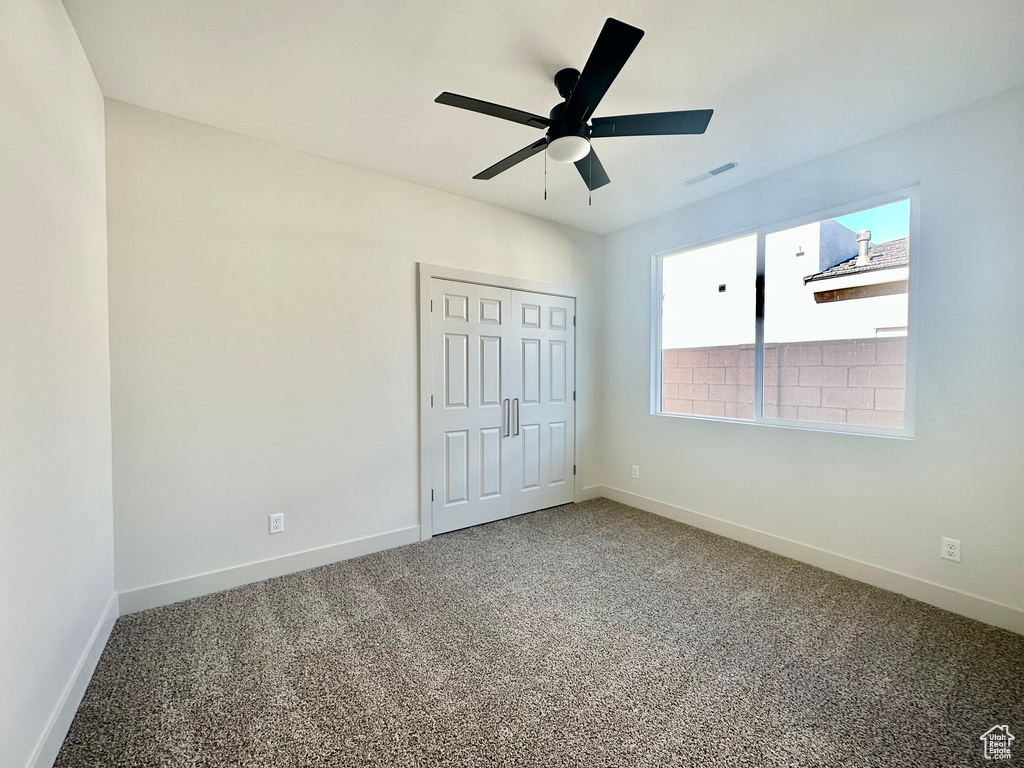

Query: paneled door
[510,291,576,515]
[430,280,515,534]
[429,279,575,535]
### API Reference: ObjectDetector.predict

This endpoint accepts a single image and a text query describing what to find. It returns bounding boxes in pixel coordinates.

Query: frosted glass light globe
[546,135,590,163]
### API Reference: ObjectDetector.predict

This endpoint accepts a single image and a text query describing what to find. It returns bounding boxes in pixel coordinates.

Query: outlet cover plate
[269,513,285,534]
[940,537,961,562]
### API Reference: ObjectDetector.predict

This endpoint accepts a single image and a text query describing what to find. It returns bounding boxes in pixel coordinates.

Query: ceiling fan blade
[564,18,644,124]
[436,92,549,129]
[590,109,714,138]
[473,138,549,180]
[574,146,611,190]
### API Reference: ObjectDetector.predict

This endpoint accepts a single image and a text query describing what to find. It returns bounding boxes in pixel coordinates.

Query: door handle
[503,399,510,437]
[513,398,520,436]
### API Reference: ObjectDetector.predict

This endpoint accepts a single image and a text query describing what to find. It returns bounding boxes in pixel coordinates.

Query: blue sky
[835,199,910,243]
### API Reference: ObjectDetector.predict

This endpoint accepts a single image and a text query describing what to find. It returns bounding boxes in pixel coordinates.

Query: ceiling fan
[435,18,713,193]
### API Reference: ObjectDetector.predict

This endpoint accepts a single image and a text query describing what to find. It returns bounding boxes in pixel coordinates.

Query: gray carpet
[57,498,1023,767]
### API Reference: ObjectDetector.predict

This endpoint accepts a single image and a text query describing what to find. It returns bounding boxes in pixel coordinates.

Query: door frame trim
[417,263,580,541]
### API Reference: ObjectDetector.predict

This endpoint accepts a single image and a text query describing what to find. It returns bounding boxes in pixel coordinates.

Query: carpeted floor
[57,498,1023,767]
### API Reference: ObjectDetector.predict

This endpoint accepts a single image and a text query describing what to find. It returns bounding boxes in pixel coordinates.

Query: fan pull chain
[544,150,547,201]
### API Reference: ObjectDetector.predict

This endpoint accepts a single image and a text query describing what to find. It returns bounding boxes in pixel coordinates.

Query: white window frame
[651,186,919,439]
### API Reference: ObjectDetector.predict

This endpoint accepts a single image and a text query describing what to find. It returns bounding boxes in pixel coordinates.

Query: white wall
[597,85,1024,629]
[662,235,757,348]
[105,100,602,603]
[0,2,116,767]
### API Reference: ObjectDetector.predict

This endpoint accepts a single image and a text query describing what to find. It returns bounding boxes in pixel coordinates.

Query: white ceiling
[64,0,1024,235]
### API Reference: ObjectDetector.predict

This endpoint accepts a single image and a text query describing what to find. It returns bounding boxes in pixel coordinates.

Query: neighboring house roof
[804,237,909,284]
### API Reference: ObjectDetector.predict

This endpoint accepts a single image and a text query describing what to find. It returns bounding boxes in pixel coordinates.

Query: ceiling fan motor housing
[545,100,591,163]
[547,101,589,142]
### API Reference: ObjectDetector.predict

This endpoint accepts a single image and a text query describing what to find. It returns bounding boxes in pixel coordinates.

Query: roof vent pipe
[856,230,872,266]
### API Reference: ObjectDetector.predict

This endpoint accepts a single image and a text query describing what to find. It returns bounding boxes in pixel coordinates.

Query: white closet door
[511,291,576,515]
[430,280,515,535]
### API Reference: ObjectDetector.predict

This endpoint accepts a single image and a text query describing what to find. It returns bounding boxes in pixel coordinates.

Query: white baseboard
[589,485,1024,636]
[27,593,118,768]
[117,526,420,615]
[580,484,604,501]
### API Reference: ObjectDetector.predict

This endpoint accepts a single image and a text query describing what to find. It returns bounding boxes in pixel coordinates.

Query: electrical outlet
[940,537,961,562]
[631,465,640,480]
[269,513,285,534]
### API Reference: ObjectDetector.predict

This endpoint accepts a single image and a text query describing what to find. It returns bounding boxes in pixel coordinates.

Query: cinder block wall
[662,338,907,427]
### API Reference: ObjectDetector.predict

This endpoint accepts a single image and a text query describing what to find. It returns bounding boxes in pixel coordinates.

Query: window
[659,235,757,418]
[654,192,915,436]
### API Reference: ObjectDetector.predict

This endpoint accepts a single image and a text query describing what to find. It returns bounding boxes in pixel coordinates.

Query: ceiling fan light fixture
[437,18,713,194]
[546,135,590,163]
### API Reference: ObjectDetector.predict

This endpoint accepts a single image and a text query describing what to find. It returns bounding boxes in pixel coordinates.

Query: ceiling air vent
[685,162,738,186]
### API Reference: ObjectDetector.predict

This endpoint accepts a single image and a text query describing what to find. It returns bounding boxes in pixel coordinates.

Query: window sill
[653,410,914,439]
